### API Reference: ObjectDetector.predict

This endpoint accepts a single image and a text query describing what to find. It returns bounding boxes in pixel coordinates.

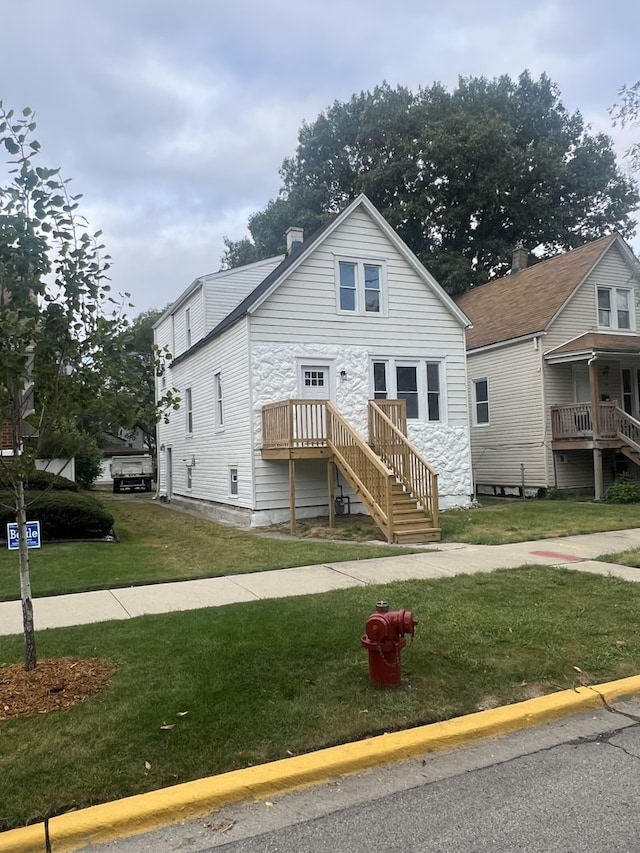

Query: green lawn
[2,494,640,601]
[2,566,640,830]
[439,497,640,544]
[0,497,416,601]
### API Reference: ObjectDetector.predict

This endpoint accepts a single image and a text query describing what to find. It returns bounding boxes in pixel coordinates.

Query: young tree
[0,104,171,670]
[223,73,638,293]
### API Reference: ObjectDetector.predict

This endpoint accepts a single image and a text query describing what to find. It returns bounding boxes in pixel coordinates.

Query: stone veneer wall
[251,344,472,509]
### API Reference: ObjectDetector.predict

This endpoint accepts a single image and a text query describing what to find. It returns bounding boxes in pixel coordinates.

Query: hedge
[0,491,113,541]
[0,470,79,492]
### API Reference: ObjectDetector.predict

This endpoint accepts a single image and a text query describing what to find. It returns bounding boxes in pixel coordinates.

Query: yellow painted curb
[3,674,640,853]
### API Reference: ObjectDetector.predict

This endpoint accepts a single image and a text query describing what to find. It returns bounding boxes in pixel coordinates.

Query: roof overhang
[544,332,640,364]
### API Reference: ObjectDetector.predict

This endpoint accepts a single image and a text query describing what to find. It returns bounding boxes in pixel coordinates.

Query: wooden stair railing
[616,407,640,465]
[368,401,440,532]
[325,402,396,542]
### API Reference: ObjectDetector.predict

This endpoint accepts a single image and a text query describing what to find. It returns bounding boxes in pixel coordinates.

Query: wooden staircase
[261,398,440,544]
[389,482,440,544]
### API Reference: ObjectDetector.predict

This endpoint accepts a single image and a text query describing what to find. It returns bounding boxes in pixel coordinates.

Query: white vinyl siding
[156,319,253,506]
[467,340,546,487]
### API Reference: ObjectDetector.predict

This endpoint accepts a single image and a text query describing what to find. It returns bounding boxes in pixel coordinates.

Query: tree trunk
[16,480,37,670]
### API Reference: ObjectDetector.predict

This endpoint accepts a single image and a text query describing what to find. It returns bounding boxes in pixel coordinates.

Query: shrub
[0,491,113,540]
[74,444,104,489]
[603,473,640,504]
[0,470,78,492]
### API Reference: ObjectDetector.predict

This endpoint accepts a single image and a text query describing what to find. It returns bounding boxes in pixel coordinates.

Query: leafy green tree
[223,73,638,293]
[611,81,640,173]
[0,104,172,670]
[110,306,178,455]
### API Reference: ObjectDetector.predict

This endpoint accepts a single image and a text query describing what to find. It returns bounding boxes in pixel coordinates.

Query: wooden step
[394,528,441,544]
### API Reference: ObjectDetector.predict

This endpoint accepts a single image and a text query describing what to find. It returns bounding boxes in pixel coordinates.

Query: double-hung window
[598,287,632,330]
[338,260,384,314]
[185,307,192,348]
[371,359,443,421]
[473,378,489,425]
[185,387,193,434]
[214,372,223,429]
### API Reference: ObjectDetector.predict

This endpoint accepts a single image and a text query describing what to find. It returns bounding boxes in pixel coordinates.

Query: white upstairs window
[598,287,632,330]
[337,259,384,314]
[473,378,489,425]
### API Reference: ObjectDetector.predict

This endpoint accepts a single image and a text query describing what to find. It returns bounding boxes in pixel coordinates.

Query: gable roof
[455,234,634,351]
[172,194,470,366]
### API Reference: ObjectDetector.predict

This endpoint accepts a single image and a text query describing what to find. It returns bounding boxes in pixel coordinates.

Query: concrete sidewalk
[2,528,640,636]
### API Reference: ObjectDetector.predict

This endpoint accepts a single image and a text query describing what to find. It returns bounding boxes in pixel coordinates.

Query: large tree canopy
[223,72,638,294]
[611,81,640,175]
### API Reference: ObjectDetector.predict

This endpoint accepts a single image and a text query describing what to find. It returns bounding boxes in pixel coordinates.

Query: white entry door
[296,364,330,444]
[300,365,331,400]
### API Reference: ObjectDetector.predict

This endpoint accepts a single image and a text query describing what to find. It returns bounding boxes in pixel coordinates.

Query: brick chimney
[511,244,528,273]
[285,226,304,256]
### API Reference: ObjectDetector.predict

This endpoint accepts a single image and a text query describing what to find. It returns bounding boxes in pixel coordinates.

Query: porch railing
[368,400,439,527]
[617,407,640,454]
[550,402,618,440]
[262,399,328,448]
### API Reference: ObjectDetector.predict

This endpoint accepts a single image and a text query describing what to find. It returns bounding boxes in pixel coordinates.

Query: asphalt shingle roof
[455,234,619,351]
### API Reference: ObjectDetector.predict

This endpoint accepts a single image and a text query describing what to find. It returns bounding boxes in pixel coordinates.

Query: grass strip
[0,497,415,601]
[2,565,640,830]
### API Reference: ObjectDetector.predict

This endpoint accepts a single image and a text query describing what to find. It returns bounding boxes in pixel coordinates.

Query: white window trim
[185,306,192,349]
[370,358,447,422]
[185,387,193,435]
[214,372,224,432]
[472,377,490,426]
[186,465,193,491]
[296,359,335,399]
[335,256,388,317]
[596,285,634,332]
[229,466,239,499]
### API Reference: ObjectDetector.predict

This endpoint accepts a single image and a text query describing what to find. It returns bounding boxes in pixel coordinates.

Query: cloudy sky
[0,0,638,316]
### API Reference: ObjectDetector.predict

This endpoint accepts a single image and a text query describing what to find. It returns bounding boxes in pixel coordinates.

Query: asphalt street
[83,696,640,853]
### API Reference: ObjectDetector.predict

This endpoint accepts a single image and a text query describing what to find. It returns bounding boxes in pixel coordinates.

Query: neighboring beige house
[456,234,640,499]
[155,194,474,543]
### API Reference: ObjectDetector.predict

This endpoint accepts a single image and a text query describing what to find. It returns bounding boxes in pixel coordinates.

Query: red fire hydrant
[361,601,417,688]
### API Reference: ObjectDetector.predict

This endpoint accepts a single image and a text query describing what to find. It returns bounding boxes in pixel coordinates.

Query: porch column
[593,448,604,501]
[327,459,335,529]
[588,359,601,438]
[289,458,296,534]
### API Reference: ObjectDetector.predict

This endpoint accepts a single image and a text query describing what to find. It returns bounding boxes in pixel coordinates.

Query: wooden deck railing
[371,399,407,435]
[326,402,396,541]
[368,401,439,528]
[262,399,328,448]
[617,407,640,453]
[550,402,618,440]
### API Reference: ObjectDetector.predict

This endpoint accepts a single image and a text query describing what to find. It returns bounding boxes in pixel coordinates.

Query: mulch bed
[0,657,116,721]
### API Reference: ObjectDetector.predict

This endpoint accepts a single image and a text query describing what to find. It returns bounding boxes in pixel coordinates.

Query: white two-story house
[456,234,640,499]
[155,194,473,542]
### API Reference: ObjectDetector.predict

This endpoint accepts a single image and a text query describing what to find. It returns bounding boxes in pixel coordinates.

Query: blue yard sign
[7,521,41,550]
